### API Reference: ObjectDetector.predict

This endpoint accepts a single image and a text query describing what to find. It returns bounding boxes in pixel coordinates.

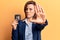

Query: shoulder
[17,20,24,26]
[18,19,26,25]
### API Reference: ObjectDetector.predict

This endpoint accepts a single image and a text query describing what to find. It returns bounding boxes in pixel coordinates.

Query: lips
[26,13,31,15]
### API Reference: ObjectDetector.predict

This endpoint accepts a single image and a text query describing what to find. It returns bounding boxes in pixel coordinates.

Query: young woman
[12,1,48,40]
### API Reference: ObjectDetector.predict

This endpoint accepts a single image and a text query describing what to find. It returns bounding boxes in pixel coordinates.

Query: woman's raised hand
[30,4,46,24]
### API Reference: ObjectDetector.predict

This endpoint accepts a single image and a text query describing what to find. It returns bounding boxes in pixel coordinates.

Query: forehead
[27,4,35,8]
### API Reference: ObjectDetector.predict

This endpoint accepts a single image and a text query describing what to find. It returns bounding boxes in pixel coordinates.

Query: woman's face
[25,4,35,18]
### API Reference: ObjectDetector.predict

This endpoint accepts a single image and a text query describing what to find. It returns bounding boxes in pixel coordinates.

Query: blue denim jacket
[12,20,48,40]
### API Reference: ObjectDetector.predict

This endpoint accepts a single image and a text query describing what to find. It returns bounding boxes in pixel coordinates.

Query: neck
[27,17,32,23]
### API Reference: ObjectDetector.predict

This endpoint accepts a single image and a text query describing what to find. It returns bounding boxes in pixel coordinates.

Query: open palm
[30,4,46,24]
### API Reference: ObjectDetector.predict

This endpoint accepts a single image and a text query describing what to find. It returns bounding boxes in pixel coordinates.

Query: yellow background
[0,0,60,40]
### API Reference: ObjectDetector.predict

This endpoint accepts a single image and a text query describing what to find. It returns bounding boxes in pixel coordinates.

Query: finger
[35,5,38,13]
[35,6,40,17]
[38,5,42,12]
[35,4,40,16]
[13,20,18,24]
[38,5,45,16]
[39,5,45,13]
[36,4,40,12]
[35,4,40,13]
[41,7,44,13]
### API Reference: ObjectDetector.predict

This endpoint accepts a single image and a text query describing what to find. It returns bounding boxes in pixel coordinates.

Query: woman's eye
[30,8,32,10]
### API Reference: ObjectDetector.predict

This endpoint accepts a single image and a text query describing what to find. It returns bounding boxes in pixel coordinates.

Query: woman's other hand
[12,20,18,30]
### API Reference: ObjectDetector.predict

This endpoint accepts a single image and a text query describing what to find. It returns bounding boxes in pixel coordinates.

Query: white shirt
[24,19,33,40]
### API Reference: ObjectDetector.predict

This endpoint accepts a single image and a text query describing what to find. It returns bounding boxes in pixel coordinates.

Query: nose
[26,9,30,13]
